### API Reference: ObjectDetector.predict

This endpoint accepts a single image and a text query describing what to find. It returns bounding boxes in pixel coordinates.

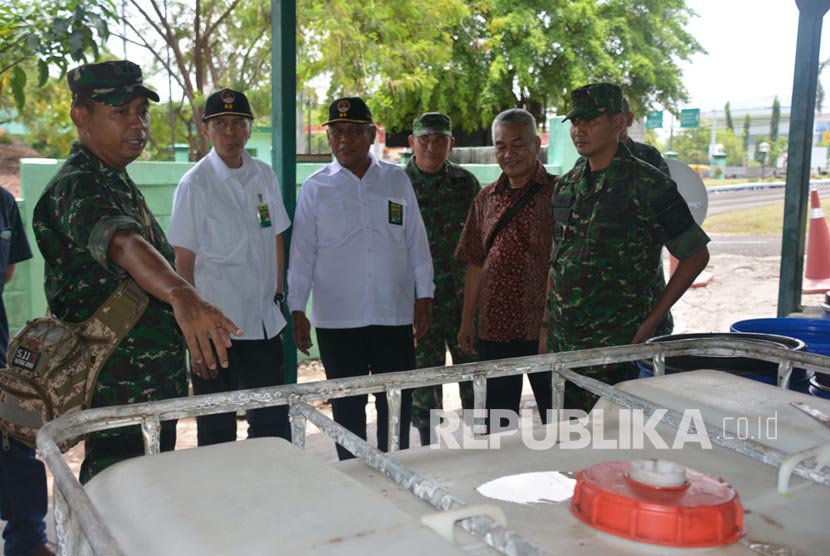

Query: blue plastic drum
[637,332,810,393]
[731,318,830,394]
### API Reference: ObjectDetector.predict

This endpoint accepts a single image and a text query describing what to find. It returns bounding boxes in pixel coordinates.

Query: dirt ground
[20,251,830,548]
[672,253,826,332]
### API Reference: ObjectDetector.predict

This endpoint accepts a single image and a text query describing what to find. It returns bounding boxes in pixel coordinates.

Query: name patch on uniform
[12,347,40,372]
[257,204,272,228]
[388,201,403,225]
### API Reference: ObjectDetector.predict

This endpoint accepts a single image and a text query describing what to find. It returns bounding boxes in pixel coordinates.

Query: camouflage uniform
[625,137,670,176]
[548,142,709,412]
[406,157,477,433]
[33,143,186,482]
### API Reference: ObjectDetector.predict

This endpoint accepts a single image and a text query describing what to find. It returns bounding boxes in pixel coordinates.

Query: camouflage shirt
[625,137,670,176]
[548,142,709,351]
[32,142,186,405]
[405,157,479,311]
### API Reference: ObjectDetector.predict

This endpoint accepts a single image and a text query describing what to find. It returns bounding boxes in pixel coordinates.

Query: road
[707,182,830,216]
[704,182,830,257]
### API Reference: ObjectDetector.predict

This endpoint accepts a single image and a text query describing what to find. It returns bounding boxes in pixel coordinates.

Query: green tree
[742,113,751,151]
[298,0,704,135]
[672,125,709,165]
[297,0,470,131]
[724,101,733,131]
[0,0,116,113]
[754,134,787,169]
[17,62,74,158]
[770,96,780,142]
[117,0,274,158]
[717,128,746,166]
[7,0,706,156]
[145,99,193,161]
[818,56,829,113]
[672,124,745,166]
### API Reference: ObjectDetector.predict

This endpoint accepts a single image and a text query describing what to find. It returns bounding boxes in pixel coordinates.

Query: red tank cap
[570,460,744,547]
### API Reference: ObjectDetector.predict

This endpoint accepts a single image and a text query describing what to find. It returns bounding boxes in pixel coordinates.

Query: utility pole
[709,109,717,167]
[669,113,675,151]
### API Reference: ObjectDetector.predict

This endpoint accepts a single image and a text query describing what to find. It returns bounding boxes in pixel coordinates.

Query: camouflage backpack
[0,279,147,449]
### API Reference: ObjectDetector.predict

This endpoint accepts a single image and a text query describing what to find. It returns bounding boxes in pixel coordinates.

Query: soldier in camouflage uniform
[405,113,477,445]
[620,97,670,176]
[33,61,240,482]
[546,83,710,412]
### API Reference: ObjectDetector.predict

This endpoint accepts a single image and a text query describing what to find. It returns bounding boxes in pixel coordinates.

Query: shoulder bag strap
[485,181,545,254]
[79,279,149,406]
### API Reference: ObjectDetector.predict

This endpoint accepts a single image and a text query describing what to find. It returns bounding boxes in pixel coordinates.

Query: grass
[703,203,785,235]
[702,177,783,187]
[702,188,830,235]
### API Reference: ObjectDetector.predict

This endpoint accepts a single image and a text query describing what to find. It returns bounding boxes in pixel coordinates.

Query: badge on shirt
[388,200,403,226]
[257,204,272,228]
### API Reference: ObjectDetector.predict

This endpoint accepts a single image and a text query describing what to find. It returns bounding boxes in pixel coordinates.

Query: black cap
[324,97,372,125]
[203,88,254,121]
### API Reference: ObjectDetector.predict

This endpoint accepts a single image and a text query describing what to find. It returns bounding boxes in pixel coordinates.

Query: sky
[679,0,830,113]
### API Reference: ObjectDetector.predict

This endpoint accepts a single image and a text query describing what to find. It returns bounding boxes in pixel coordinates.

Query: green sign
[680,108,700,128]
[645,111,663,129]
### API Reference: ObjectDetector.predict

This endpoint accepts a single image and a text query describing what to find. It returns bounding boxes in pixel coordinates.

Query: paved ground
[17,245,830,549]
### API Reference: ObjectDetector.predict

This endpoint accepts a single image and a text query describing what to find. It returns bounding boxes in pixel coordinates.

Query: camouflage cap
[412,112,452,137]
[564,83,623,122]
[66,61,160,105]
[324,97,372,125]
[203,88,254,121]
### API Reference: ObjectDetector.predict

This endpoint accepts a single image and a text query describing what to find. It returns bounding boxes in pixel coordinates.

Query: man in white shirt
[288,97,434,460]
[168,88,292,445]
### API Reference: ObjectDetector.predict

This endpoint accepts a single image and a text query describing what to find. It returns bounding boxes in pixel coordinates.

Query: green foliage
[0,0,117,111]
[5,0,706,157]
[818,57,829,113]
[753,134,787,168]
[672,124,746,166]
[770,96,780,142]
[742,113,750,151]
[724,101,733,131]
[121,0,273,158]
[145,100,192,161]
[16,61,75,158]
[717,129,746,166]
[298,0,703,135]
[297,0,470,132]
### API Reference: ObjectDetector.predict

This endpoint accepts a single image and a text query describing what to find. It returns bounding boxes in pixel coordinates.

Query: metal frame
[37,338,830,555]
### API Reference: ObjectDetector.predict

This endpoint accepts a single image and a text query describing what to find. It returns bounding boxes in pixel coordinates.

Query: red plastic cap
[570,461,744,547]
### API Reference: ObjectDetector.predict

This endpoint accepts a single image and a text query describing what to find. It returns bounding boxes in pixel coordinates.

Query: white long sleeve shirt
[287,154,434,328]
[168,149,291,340]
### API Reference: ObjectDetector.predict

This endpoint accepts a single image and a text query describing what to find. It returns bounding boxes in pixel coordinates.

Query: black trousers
[477,339,552,431]
[191,334,289,446]
[316,325,415,460]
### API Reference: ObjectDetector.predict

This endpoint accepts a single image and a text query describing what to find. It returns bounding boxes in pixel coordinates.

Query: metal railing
[37,338,830,556]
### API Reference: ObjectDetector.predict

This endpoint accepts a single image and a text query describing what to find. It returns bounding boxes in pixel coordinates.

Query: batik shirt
[455,162,557,342]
